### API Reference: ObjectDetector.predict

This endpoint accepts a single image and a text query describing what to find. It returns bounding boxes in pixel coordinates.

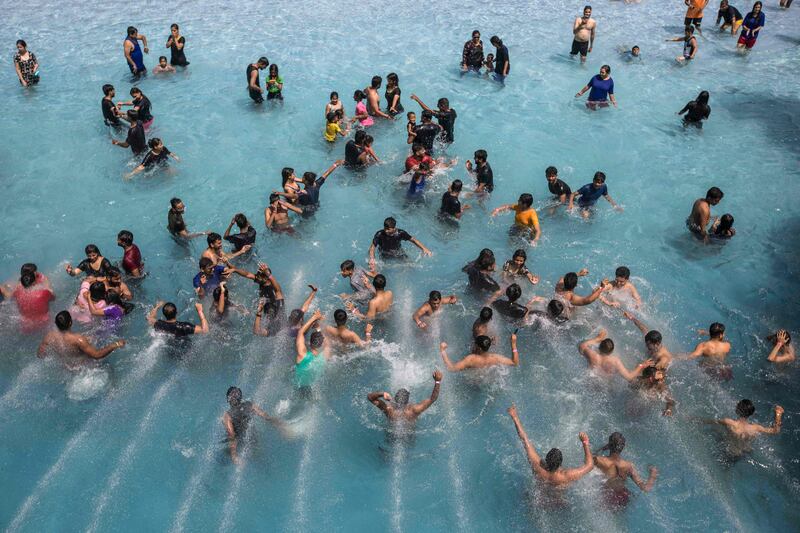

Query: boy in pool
[484,53,495,73]
[491,193,541,244]
[339,260,376,302]
[710,213,735,239]
[766,330,795,363]
[38,310,126,366]
[406,111,417,144]
[599,266,642,308]
[324,111,349,142]
[705,399,783,456]
[412,290,458,329]
[687,187,724,241]
[323,309,373,347]
[678,322,733,380]
[439,332,519,371]
[593,432,658,510]
[265,193,303,233]
[568,172,622,218]
[579,329,653,381]
[632,365,675,416]
[623,311,675,371]
[346,274,393,321]
[152,56,175,74]
[368,370,442,427]
[223,386,287,465]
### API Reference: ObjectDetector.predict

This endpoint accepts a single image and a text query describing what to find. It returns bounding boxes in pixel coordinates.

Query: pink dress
[356,101,373,127]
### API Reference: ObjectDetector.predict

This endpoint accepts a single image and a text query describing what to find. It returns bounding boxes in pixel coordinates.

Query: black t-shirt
[102,98,120,125]
[440,192,461,216]
[134,96,153,122]
[684,102,711,123]
[476,163,494,192]
[154,320,196,336]
[224,226,256,251]
[126,123,147,155]
[169,35,188,66]
[414,123,441,151]
[142,147,171,168]
[434,109,457,142]
[345,141,363,166]
[77,257,113,277]
[298,177,327,207]
[168,209,186,234]
[492,299,528,319]
[548,179,571,197]
[719,5,742,23]
[373,229,412,254]
[463,263,501,292]
[494,44,510,75]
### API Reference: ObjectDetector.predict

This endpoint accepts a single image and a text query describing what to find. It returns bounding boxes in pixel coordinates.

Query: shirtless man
[687,187,724,242]
[367,370,442,426]
[201,232,251,267]
[767,330,795,363]
[571,6,597,63]
[623,311,674,370]
[507,404,593,486]
[38,311,125,366]
[324,309,373,347]
[472,307,495,340]
[223,386,285,465]
[346,274,392,320]
[593,432,657,508]
[439,333,519,371]
[705,399,783,455]
[412,290,458,329]
[681,322,731,362]
[579,329,652,381]
[265,193,303,232]
[599,266,642,308]
[555,270,610,313]
[365,76,392,119]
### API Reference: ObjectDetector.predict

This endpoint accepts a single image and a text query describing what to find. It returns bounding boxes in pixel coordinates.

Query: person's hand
[776,330,789,346]
[639,358,655,368]
[258,262,269,272]
[345,300,355,310]
[775,405,784,416]
[155,300,166,308]
[199,274,207,285]
[194,302,204,312]
[334,159,345,166]
[663,406,673,417]
[507,404,517,417]
[132,66,138,74]
[614,205,623,211]
[440,341,448,351]
[588,46,592,53]
[365,323,373,334]
[422,249,432,257]
[597,329,608,340]
[433,369,443,381]
[623,310,635,320]
[383,392,392,401]
[368,257,377,272]
[115,339,126,348]
[578,268,589,276]
[649,465,658,476]
[511,332,518,343]
[65,263,73,274]
[240,244,252,254]
[21,79,28,87]
[575,92,582,98]
[311,309,323,321]
[530,275,540,284]
[309,284,318,292]
[416,318,427,329]
[143,46,149,54]
[578,432,590,445]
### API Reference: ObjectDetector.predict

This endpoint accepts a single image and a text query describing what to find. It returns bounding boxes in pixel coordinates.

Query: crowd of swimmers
[6,0,795,512]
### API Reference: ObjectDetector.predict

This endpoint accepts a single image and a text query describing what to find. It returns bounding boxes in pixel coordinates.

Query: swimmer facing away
[223,386,287,465]
[704,399,783,456]
[593,432,657,509]
[367,370,443,426]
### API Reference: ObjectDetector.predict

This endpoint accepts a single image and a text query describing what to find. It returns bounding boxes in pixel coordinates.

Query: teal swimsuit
[295,350,324,387]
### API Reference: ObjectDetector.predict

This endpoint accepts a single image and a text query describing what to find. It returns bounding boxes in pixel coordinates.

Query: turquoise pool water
[2,0,800,531]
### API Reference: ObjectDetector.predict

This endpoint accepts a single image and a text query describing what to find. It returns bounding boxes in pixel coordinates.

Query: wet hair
[473,248,495,265]
[21,263,37,276]
[706,187,724,201]
[518,193,533,209]
[599,339,614,354]
[16,39,27,48]
[257,56,269,66]
[353,89,365,101]
[506,283,522,302]
[412,143,425,155]
[130,87,142,96]
[593,171,607,183]
[303,171,317,186]
[170,197,182,208]
[281,167,295,185]
[333,309,348,326]
[171,23,179,30]
[685,26,695,35]
[309,331,324,349]
[474,149,487,162]
[645,330,662,346]
[199,257,213,270]
[429,290,442,302]
[106,266,122,279]
[288,309,304,326]
[148,137,162,149]
[632,45,640,51]
[751,1,762,12]
[370,76,382,89]
[126,109,139,121]
[127,26,137,36]
[584,5,592,11]
[234,213,249,229]
[364,135,374,147]
[716,213,734,232]
[158,55,168,62]
[641,365,659,380]
[394,389,410,405]
[451,179,463,193]
[354,130,367,144]
[545,166,558,178]
[479,307,493,322]
[85,244,101,256]
[326,111,337,123]
[340,259,355,272]
[604,432,626,454]
[103,84,115,96]
[406,111,416,120]
[475,335,492,352]
[55,310,73,331]
[709,322,725,338]
[269,193,280,204]
[547,299,565,318]
[330,91,338,99]
[373,274,386,290]
[543,448,563,471]
[512,249,527,262]
[387,72,399,85]
[490,36,502,46]
[227,386,242,405]
[421,110,433,121]
[20,272,36,288]
[89,281,107,301]
[486,53,494,61]
[472,30,481,38]
[383,217,397,230]
[269,64,279,76]
[735,399,755,418]
[563,272,578,291]
[212,285,228,303]
[207,232,222,246]
[117,230,134,245]
[437,98,449,109]
[600,64,611,74]
[615,266,630,279]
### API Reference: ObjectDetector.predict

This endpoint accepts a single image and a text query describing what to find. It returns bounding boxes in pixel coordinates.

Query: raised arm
[578,330,605,363]
[147,301,164,325]
[756,405,784,435]
[564,433,594,481]
[767,331,795,363]
[367,391,391,414]
[507,405,548,478]
[296,310,323,363]
[410,94,433,113]
[411,370,443,415]
[439,342,465,372]
[571,282,608,306]
[320,160,343,180]
[623,310,649,335]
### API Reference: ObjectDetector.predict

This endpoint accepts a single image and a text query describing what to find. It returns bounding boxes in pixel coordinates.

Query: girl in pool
[125,138,180,179]
[384,72,403,116]
[266,64,283,100]
[166,23,189,66]
[66,245,113,278]
[152,56,175,74]
[325,91,344,118]
[502,249,540,285]
[575,65,617,110]
[710,213,735,238]
[13,39,39,87]
[678,90,711,128]
[737,2,765,50]
[351,90,374,128]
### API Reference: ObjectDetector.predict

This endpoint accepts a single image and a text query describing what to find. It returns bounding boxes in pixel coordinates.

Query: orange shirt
[685,0,707,19]
[514,205,540,231]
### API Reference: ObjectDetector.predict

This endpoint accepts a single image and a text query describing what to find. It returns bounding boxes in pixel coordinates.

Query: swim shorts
[737,35,757,49]
[570,39,589,57]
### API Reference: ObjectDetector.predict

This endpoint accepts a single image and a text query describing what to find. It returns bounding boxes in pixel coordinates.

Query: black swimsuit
[169,35,189,66]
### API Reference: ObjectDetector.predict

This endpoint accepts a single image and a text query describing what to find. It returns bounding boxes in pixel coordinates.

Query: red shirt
[405,154,433,173]
[122,244,143,274]
[13,286,54,331]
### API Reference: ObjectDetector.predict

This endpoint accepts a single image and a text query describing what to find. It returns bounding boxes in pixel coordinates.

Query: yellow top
[514,205,540,231]
[324,122,341,142]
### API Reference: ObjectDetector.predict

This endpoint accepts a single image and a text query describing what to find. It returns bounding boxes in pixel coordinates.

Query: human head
[370,75,382,89]
[641,365,664,383]
[373,274,386,291]
[599,338,614,355]
[383,217,397,231]
[159,56,168,67]
[752,1,762,14]
[697,90,710,106]
[364,135,374,147]
[450,179,463,193]
[505,283,522,303]
[234,213,249,229]
[340,260,355,277]
[518,193,533,209]
[563,272,578,291]
[171,23,180,33]
[257,56,269,68]
[411,143,426,158]
[490,36,502,47]
[326,111,337,123]
[476,249,496,271]
[685,26,695,37]
[593,171,606,186]
[85,244,101,260]
[106,266,123,286]
[394,389,410,406]
[543,448,563,472]
[705,187,724,205]
[269,64,279,77]
[212,285,228,304]
[170,197,184,210]
[281,167,295,186]
[717,213,734,232]
[309,331,324,349]
[199,256,214,274]
[605,432,626,454]
[709,322,725,339]
[407,111,416,122]
[126,109,139,122]
[103,84,115,96]
[645,330,662,351]
[437,98,449,111]
[226,386,242,406]
[20,272,36,288]
[421,110,433,122]
[353,89,365,102]
[55,310,73,331]
[631,46,640,56]
[474,150,488,163]
[89,281,107,302]
[162,302,178,320]
[486,53,494,62]
[354,129,367,145]
[735,399,755,418]
[545,166,558,182]
[148,137,163,150]
[478,307,493,323]
[288,308,304,327]
[117,230,134,247]
[127,26,137,37]
[511,249,527,268]
[269,193,280,205]
[583,5,592,17]
[20,263,37,276]
[387,72,398,87]
[547,299,565,319]
[329,91,339,103]
[720,0,729,6]
[615,266,630,284]
[16,39,27,53]
[303,171,317,186]
[130,87,143,98]
[207,232,222,249]
[471,30,481,41]
[428,290,442,309]
[599,64,611,77]
[333,308,348,326]
[474,335,492,352]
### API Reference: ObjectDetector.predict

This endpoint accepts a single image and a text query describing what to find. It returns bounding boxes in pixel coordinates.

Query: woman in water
[677,90,711,128]
[667,26,698,63]
[66,245,113,278]
[502,249,540,285]
[295,310,328,388]
[123,26,148,75]
[118,87,154,129]
[462,249,501,293]
[125,138,180,179]
[13,40,39,87]
[165,23,189,66]
[575,65,617,110]
[351,90,374,128]
[266,64,283,100]
[385,72,403,116]
[710,213,735,238]
[73,281,125,323]
[593,432,657,509]
[737,2,765,50]
[325,91,344,118]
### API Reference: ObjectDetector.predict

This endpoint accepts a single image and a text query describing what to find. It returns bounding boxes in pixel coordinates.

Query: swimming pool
[2,0,800,531]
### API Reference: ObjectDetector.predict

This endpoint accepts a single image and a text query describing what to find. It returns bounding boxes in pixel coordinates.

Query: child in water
[484,53,495,73]
[152,56,176,74]
[406,111,417,144]
[710,213,735,239]
[324,111,349,142]
[266,64,283,100]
